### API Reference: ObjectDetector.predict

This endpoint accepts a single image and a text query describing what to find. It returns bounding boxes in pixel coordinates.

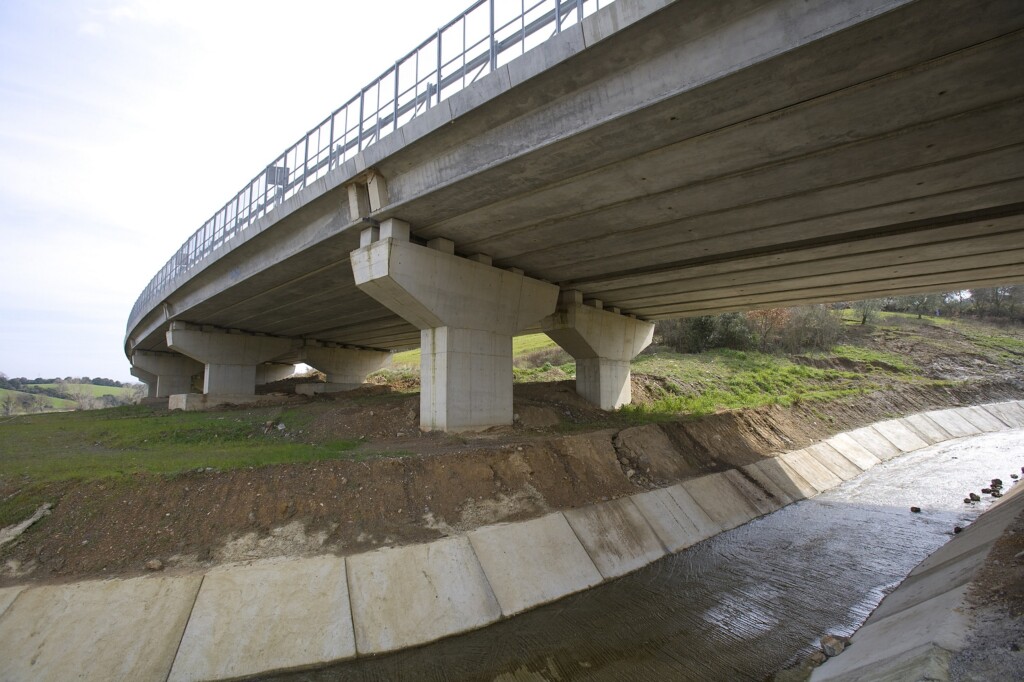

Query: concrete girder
[131,350,203,398]
[543,291,654,410]
[165,323,300,396]
[351,222,558,431]
[296,346,392,394]
[129,367,157,399]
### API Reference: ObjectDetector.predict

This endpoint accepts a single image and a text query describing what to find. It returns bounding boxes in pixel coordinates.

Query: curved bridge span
[126,0,1024,430]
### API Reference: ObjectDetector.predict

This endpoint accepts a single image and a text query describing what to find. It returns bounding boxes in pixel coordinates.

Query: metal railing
[128,0,615,333]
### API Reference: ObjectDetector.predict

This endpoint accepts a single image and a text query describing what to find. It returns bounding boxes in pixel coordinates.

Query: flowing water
[262,430,1024,681]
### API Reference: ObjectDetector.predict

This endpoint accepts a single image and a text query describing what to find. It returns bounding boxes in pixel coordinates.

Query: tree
[746,308,791,351]
[1,394,15,416]
[853,298,883,325]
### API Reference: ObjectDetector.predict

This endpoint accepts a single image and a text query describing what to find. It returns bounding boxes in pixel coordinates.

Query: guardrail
[128,0,615,334]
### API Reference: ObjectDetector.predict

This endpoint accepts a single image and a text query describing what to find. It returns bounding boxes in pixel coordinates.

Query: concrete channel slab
[803,442,862,480]
[778,450,843,493]
[846,426,903,461]
[722,468,783,514]
[981,401,1024,428]
[741,460,798,506]
[872,419,930,452]
[346,536,501,655]
[900,413,953,444]
[825,432,882,471]
[680,472,760,531]
[955,405,1010,432]
[563,497,667,579]
[923,408,982,438]
[0,574,201,682]
[664,484,723,538]
[631,487,717,552]
[168,556,354,682]
[468,512,603,617]
[0,586,24,619]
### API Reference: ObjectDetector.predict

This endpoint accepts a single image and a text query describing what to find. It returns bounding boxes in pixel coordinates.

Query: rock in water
[910,506,922,513]
[821,635,847,657]
[969,492,981,501]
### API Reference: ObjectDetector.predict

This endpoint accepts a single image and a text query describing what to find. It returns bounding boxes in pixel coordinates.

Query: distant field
[0,387,77,410]
[392,332,557,367]
[29,383,136,398]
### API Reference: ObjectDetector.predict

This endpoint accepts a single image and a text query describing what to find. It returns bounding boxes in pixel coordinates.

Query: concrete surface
[746,457,819,501]
[563,497,667,578]
[168,556,355,682]
[345,536,502,654]
[779,449,844,493]
[900,413,953,444]
[168,393,294,410]
[741,460,800,505]
[923,408,983,438]
[680,472,760,530]
[0,586,23,619]
[845,426,903,461]
[955,405,1011,432]
[824,432,882,471]
[298,346,391,389]
[722,468,784,515]
[664,483,725,538]
[468,512,603,616]
[542,291,655,409]
[871,419,930,452]
[981,401,1024,428]
[132,350,202,397]
[803,442,863,480]
[351,235,557,431]
[0,575,201,682]
[631,486,718,552]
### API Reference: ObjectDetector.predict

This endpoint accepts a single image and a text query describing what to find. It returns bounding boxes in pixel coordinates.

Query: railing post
[394,62,400,133]
[577,0,583,23]
[489,0,497,71]
[436,28,443,105]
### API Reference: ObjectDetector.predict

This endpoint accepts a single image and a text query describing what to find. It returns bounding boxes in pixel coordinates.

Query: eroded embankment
[1,379,1021,586]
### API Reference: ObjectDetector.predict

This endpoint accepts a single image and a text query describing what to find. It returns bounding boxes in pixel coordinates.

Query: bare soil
[1,373,1020,587]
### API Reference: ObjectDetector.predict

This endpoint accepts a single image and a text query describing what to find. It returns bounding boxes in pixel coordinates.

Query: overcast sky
[0,0,473,382]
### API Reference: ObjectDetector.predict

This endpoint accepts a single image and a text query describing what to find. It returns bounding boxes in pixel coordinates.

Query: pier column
[296,345,391,395]
[166,323,299,396]
[129,366,157,399]
[131,351,203,397]
[351,220,558,431]
[543,291,654,410]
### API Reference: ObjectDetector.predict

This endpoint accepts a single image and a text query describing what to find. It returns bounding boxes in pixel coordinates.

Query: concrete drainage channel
[1,402,1023,681]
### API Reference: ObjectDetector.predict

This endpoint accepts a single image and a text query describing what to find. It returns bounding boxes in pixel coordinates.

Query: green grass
[0,405,361,485]
[30,383,136,398]
[393,333,558,368]
[830,345,919,373]
[625,349,873,418]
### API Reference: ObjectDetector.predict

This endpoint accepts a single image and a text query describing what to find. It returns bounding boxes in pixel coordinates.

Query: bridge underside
[126,0,1024,426]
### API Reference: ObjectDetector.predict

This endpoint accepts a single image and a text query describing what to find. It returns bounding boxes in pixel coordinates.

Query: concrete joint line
[166,574,206,682]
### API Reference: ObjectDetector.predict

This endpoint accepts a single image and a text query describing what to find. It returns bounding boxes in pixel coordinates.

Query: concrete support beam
[129,367,157,399]
[165,323,299,396]
[254,363,294,386]
[351,234,557,431]
[131,351,203,398]
[296,346,391,395]
[542,290,654,409]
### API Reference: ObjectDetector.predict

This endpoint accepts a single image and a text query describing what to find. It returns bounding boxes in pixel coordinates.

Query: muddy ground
[1,373,1021,587]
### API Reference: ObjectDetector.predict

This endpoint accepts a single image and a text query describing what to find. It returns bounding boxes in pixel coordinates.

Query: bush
[780,305,843,353]
[655,314,752,353]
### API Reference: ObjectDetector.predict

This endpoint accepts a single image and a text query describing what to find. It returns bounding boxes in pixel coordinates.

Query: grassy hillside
[393,333,559,367]
[0,388,77,411]
[30,383,136,399]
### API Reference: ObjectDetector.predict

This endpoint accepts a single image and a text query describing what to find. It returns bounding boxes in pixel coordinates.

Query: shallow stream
[262,430,1024,681]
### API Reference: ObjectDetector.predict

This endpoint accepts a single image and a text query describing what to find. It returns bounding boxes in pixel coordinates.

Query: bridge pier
[543,291,654,410]
[129,366,157,399]
[296,345,391,395]
[131,351,203,398]
[165,323,299,404]
[351,220,558,432]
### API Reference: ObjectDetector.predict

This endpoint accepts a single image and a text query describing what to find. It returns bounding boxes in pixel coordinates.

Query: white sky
[0,0,473,382]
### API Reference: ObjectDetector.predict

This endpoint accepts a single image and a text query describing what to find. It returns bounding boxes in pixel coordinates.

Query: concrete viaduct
[125,0,1024,431]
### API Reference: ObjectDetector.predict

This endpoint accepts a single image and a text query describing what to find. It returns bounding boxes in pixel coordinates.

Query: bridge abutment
[131,350,203,398]
[296,345,391,395]
[351,221,558,431]
[129,366,158,399]
[165,323,299,401]
[543,291,654,410]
